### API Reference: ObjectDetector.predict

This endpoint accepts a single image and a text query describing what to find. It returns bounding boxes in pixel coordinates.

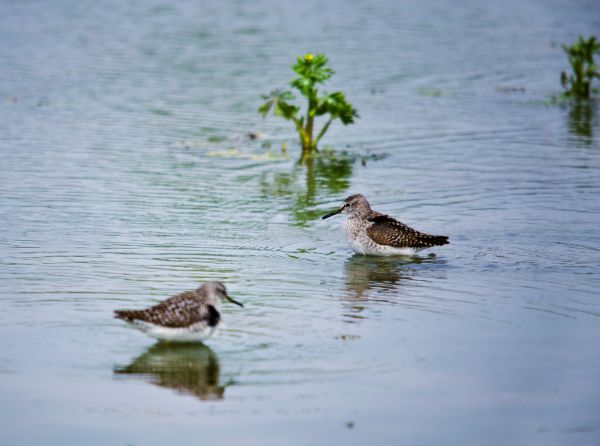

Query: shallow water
[1,0,600,445]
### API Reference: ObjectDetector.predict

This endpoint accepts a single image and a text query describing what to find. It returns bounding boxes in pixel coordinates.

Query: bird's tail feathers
[114,309,145,321]
[429,235,449,246]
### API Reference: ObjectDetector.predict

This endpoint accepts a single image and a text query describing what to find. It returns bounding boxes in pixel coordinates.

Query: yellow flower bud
[304,53,314,62]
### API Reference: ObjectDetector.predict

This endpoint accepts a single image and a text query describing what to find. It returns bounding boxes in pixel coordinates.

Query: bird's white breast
[343,217,368,254]
[129,320,218,342]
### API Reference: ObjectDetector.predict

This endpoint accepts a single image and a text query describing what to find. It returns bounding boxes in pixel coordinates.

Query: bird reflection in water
[342,255,424,322]
[114,342,226,401]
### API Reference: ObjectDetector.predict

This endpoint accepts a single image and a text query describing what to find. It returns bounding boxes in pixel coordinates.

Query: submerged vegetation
[259,53,358,156]
[560,36,600,100]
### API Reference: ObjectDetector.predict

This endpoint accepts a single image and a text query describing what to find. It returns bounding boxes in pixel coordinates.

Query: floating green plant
[560,36,600,99]
[259,53,358,155]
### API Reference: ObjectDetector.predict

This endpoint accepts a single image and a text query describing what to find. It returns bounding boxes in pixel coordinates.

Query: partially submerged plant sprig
[561,36,600,99]
[259,53,358,155]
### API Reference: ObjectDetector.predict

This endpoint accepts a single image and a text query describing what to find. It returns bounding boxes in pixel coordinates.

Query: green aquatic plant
[259,53,358,155]
[560,36,600,99]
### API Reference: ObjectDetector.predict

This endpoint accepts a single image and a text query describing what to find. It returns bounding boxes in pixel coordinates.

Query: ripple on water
[1,0,600,444]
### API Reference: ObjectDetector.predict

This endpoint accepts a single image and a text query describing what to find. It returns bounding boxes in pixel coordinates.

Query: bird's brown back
[114,290,212,328]
[366,212,449,248]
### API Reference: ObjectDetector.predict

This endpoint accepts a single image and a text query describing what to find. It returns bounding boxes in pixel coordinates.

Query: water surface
[1,0,600,445]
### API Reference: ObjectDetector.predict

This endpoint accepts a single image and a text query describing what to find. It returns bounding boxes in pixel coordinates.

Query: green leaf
[291,77,315,97]
[316,92,359,124]
[258,89,298,120]
[292,53,334,85]
[275,101,300,120]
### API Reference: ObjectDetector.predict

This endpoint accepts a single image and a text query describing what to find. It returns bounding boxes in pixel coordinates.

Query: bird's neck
[349,207,371,220]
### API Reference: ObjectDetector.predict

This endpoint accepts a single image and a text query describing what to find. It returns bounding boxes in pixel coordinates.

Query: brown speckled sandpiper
[322,194,449,256]
[114,281,243,342]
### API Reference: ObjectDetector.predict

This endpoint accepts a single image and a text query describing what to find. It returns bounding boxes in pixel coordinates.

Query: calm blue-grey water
[1,0,600,445]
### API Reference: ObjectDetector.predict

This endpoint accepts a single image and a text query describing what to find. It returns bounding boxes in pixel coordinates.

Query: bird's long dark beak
[226,294,244,308]
[322,207,342,219]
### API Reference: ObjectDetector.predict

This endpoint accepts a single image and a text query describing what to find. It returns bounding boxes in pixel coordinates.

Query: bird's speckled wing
[367,214,449,248]
[115,290,218,328]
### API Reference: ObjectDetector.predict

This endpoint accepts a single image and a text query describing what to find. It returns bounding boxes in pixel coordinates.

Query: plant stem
[314,118,333,147]
[304,96,316,151]
[292,116,308,149]
[292,116,303,135]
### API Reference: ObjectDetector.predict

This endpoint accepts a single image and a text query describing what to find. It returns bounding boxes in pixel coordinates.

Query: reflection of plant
[259,53,358,155]
[259,149,385,226]
[567,100,596,139]
[561,36,600,99]
[259,149,354,226]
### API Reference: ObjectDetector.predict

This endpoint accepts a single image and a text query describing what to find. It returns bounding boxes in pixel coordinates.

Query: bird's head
[322,194,372,219]
[202,282,244,307]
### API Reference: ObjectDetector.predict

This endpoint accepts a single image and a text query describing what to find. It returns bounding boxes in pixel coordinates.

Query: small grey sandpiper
[322,194,449,256]
[114,281,243,342]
